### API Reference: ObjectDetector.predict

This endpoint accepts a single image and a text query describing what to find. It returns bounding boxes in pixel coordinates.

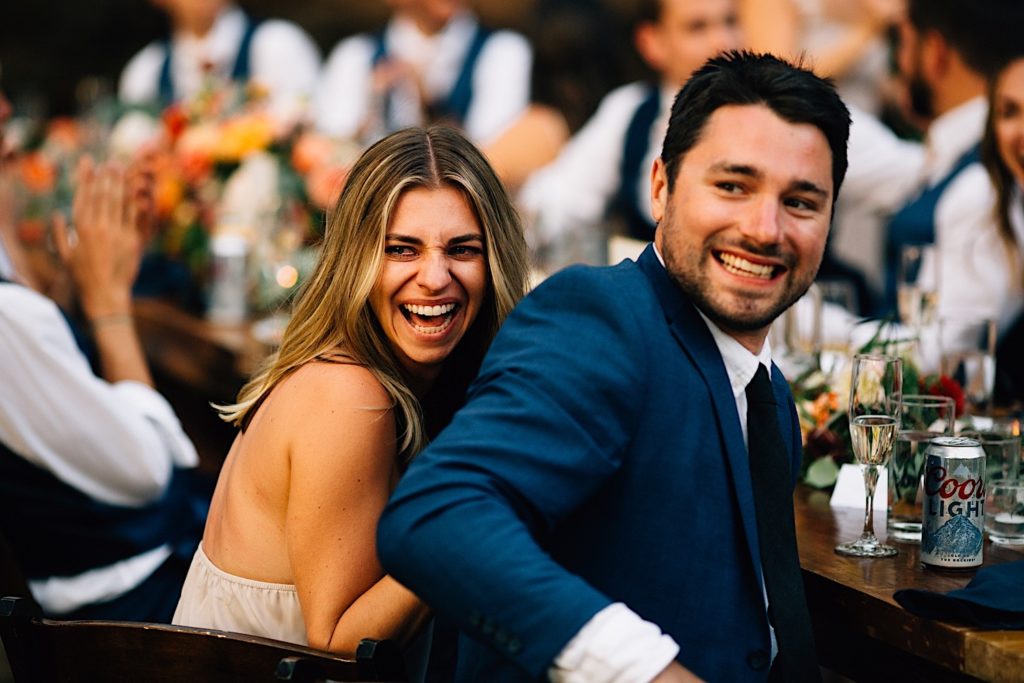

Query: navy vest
[884,143,982,312]
[611,85,660,241]
[371,24,493,131]
[0,438,209,580]
[158,14,262,106]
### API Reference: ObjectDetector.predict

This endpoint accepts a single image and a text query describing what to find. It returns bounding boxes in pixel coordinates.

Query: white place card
[830,463,887,510]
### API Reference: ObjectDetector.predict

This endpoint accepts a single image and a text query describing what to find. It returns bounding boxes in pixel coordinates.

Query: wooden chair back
[0,596,406,682]
[0,534,37,611]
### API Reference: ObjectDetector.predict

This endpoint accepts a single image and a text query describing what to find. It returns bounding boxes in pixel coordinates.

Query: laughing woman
[172,127,530,669]
[984,54,1024,401]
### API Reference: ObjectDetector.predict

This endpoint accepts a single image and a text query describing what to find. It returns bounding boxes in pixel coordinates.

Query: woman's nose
[416,251,453,292]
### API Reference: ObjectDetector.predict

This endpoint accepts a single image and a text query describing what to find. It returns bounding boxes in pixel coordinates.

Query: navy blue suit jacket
[378,245,803,681]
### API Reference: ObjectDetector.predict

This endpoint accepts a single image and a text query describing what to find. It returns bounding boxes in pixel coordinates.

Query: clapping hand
[52,157,150,321]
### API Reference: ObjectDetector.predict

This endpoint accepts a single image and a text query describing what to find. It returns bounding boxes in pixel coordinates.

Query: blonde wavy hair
[219,126,530,463]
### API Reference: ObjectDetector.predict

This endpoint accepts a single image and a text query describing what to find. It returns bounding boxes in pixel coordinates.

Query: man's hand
[53,157,144,321]
[651,661,704,683]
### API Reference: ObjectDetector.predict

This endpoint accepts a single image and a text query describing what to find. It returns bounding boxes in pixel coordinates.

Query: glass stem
[862,465,879,538]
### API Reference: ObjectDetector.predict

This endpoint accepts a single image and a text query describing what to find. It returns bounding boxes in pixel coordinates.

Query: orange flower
[306,164,348,210]
[213,113,275,162]
[162,104,189,143]
[16,218,47,246]
[45,117,81,152]
[154,173,185,220]
[291,132,333,175]
[18,152,57,193]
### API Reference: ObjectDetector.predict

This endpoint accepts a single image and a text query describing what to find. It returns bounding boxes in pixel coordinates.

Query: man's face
[652,104,833,340]
[638,0,742,88]
[897,18,936,121]
[153,0,227,34]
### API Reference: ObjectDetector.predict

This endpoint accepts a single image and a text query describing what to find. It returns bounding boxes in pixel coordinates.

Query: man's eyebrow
[710,162,829,198]
[709,162,761,178]
[790,180,829,198]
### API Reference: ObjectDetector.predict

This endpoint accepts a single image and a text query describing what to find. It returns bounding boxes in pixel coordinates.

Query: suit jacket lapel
[636,245,764,582]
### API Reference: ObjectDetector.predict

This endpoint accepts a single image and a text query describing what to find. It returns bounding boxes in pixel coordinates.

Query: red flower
[922,375,966,417]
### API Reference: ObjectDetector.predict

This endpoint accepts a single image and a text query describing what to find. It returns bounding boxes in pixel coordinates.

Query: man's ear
[920,29,949,81]
[650,157,669,224]
[634,22,666,73]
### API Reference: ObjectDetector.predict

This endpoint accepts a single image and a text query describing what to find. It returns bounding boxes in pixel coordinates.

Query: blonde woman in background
[173,126,530,673]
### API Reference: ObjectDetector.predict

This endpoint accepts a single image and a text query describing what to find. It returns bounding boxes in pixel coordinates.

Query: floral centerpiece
[791,321,965,489]
[106,82,359,316]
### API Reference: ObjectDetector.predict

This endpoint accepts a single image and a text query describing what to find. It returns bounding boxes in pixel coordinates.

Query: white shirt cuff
[548,603,680,683]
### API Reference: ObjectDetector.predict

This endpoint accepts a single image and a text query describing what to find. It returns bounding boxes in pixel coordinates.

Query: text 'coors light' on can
[921,436,986,569]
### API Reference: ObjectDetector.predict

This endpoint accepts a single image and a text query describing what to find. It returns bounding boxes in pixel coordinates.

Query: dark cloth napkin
[894,560,1024,629]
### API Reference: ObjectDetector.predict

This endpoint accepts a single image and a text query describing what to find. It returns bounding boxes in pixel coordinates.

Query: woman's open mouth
[401,302,459,335]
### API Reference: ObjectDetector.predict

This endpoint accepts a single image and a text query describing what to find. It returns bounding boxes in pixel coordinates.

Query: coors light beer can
[921,436,986,569]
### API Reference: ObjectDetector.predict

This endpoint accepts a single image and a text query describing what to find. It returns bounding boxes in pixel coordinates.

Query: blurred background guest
[740,0,901,115]
[0,151,209,622]
[984,43,1024,404]
[172,127,530,678]
[839,0,1017,329]
[517,0,741,267]
[314,0,531,147]
[119,0,321,122]
[481,0,624,192]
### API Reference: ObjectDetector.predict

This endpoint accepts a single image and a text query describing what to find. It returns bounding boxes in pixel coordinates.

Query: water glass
[959,427,1021,483]
[984,480,1024,545]
[887,395,955,542]
[940,317,996,415]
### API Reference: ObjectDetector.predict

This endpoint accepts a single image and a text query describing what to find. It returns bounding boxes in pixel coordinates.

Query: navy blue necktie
[746,365,820,682]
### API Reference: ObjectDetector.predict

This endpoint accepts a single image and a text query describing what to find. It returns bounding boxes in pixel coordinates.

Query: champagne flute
[836,353,903,558]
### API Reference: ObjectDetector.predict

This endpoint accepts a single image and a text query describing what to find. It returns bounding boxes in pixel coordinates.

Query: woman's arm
[281,362,430,654]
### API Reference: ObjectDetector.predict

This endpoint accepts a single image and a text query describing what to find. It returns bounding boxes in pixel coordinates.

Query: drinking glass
[984,480,1024,545]
[836,353,903,558]
[959,425,1021,484]
[940,317,996,415]
[887,395,955,543]
[897,245,939,331]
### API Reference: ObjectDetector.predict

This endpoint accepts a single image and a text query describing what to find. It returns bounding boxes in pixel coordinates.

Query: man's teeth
[403,303,457,317]
[719,253,775,279]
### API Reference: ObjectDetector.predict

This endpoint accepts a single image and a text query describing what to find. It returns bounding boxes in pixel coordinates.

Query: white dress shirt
[314,11,531,146]
[118,5,321,122]
[519,82,674,250]
[550,249,774,682]
[0,282,198,614]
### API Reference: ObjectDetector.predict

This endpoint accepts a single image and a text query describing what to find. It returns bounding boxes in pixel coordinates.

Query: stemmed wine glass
[836,353,903,558]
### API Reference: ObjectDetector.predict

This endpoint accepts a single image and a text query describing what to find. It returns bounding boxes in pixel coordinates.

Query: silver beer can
[921,436,986,569]
[207,233,249,325]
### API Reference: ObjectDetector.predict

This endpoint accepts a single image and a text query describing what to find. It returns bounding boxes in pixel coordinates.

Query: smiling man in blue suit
[378,52,851,682]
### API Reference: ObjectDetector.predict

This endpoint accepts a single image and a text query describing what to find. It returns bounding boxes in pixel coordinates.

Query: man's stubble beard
[659,220,820,334]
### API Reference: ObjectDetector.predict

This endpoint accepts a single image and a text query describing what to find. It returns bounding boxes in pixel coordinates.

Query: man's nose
[416,251,453,292]
[741,199,784,245]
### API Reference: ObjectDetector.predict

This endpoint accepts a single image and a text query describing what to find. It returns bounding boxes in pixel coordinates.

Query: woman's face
[369,185,488,386]
[995,59,1024,186]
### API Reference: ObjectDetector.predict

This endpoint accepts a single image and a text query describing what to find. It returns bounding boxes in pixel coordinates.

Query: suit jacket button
[481,619,495,636]
[468,611,482,628]
[746,650,770,671]
[507,637,522,654]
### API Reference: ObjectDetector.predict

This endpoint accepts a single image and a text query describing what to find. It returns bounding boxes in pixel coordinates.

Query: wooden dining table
[796,485,1024,682]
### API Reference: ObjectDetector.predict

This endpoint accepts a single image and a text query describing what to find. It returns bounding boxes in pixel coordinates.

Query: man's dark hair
[907,0,1009,78]
[661,51,851,201]
[635,0,662,25]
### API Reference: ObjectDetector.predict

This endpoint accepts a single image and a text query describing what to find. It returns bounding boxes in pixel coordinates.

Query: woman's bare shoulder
[275,359,392,413]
